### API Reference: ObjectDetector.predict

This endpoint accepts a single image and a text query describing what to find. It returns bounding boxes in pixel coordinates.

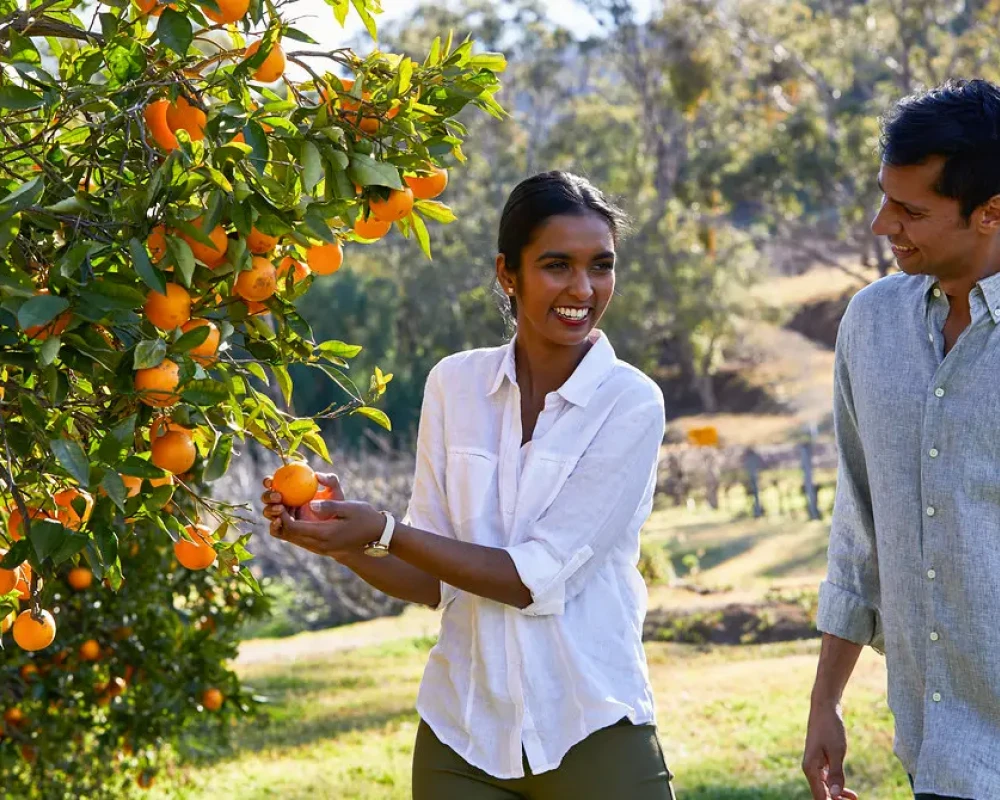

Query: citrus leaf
[17,293,68,329]
[172,324,211,352]
[50,438,90,486]
[316,339,362,359]
[302,430,332,463]
[129,237,166,294]
[347,154,403,189]
[182,378,229,406]
[410,211,432,259]
[414,200,457,224]
[133,339,166,370]
[29,518,73,562]
[0,86,43,110]
[157,8,193,56]
[101,470,127,513]
[356,405,391,431]
[301,140,323,192]
[203,433,233,481]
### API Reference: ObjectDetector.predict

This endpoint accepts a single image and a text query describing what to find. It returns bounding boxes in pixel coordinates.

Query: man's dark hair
[881,78,1000,218]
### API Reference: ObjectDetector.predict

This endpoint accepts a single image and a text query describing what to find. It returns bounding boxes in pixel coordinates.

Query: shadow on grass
[761,539,829,579]
[672,535,759,577]
[675,780,811,800]
[236,703,419,753]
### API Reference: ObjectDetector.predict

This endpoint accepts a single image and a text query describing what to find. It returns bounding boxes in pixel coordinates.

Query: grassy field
[153,507,910,799]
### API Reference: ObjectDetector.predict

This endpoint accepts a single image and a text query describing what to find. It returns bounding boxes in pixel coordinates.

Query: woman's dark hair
[496,171,628,325]
[881,78,1000,220]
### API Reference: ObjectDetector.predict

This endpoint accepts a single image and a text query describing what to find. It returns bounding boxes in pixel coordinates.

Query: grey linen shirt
[817,271,1000,799]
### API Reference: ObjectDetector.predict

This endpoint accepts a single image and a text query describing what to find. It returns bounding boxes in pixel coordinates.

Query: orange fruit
[271,462,318,507]
[14,562,30,601]
[144,283,192,331]
[246,226,279,254]
[23,289,71,341]
[150,415,188,441]
[244,40,286,83]
[313,484,335,501]
[359,116,380,135]
[181,217,228,268]
[143,101,179,151]
[405,166,448,199]
[122,475,142,498]
[243,299,269,316]
[151,429,197,474]
[147,225,168,262]
[234,256,277,302]
[4,708,24,726]
[353,214,392,241]
[6,507,49,541]
[134,359,181,407]
[79,639,101,661]
[0,551,21,595]
[180,319,220,366]
[149,474,173,489]
[165,96,207,142]
[277,256,310,286]
[54,489,94,531]
[1,611,14,634]
[174,524,216,570]
[201,688,224,711]
[134,0,175,15]
[369,187,414,222]
[13,609,56,652]
[201,0,248,23]
[67,566,93,590]
[19,664,37,682]
[305,242,343,276]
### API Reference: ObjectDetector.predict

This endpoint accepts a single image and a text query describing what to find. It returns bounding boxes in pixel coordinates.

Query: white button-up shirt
[404,331,666,780]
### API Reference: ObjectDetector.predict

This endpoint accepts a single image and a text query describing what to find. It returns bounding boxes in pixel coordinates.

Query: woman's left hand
[267,497,386,557]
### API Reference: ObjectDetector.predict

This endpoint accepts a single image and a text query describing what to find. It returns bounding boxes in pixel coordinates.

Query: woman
[262,171,675,799]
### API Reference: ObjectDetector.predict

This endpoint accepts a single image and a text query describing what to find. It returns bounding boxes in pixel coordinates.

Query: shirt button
[932,692,942,702]
[929,448,939,458]
[933,288,942,298]
[927,569,936,579]
[934,388,945,398]
[930,631,940,642]
[926,506,936,517]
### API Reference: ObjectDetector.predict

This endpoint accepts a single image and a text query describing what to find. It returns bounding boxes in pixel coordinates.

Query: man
[803,79,1000,800]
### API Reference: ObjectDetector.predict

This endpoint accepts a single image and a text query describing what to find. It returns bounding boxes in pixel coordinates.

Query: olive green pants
[412,718,676,800]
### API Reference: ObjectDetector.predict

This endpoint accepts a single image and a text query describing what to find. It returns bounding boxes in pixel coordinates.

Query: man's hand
[802,700,859,799]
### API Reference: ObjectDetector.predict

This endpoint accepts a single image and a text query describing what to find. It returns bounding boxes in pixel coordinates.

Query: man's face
[871,158,981,280]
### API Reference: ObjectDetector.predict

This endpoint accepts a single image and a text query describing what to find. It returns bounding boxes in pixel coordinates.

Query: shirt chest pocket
[517,453,578,523]
[445,448,498,527]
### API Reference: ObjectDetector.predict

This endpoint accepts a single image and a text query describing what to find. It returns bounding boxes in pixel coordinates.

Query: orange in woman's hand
[271,462,318,507]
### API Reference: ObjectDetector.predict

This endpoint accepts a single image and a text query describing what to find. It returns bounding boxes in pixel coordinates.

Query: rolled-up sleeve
[505,390,665,617]
[403,366,459,611]
[817,311,884,652]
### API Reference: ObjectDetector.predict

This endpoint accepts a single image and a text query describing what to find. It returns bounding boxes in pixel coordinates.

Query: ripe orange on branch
[143,100,179,152]
[271,462,319,507]
[165,96,207,142]
[79,639,101,662]
[244,40,286,83]
[134,359,181,407]
[180,319,220,366]
[67,567,93,590]
[6,507,50,541]
[147,225,169,262]
[277,256,310,285]
[54,488,94,531]
[246,226,279,254]
[13,609,56,652]
[144,283,192,331]
[234,256,278,302]
[353,214,392,241]
[405,166,449,199]
[174,524,217,571]
[369,187,414,222]
[201,0,248,24]
[151,429,197,474]
[201,688,224,710]
[180,217,228,268]
[306,241,344,275]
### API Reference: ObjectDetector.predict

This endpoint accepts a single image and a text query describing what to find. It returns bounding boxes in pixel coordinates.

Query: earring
[506,288,514,295]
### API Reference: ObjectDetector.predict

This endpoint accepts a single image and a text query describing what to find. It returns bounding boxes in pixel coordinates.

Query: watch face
[363,543,390,558]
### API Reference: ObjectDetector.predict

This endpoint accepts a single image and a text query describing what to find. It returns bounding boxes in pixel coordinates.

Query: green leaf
[273,364,293,406]
[29,518,73,562]
[101,471,127,513]
[347,154,403,190]
[410,211,432,259]
[0,177,44,217]
[172,323,211,352]
[317,339,362,358]
[328,0,349,25]
[0,540,32,571]
[302,430,332,463]
[398,57,413,95]
[238,568,263,596]
[0,86,43,110]
[203,433,234,481]
[39,334,61,366]
[283,27,319,44]
[245,361,269,384]
[356,405,391,431]
[303,207,335,243]
[9,31,40,64]
[111,414,137,445]
[120,456,166,479]
[414,200,457,224]
[49,532,89,566]
[105,39,146,83]
[181,378,229,406]
[133,339,167,369]
[166,236,196,286]
[157,8,194,56]
[129,237,166,294]
[245,121,270,173]
[301,141,323,193]
[50,438,90,487]
[349,0,377,39]
[469,52,508,72]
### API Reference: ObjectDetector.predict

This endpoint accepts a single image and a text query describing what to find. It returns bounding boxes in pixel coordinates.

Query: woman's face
[497,212,616,348]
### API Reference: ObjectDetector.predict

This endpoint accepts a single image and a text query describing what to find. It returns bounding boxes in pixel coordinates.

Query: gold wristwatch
[363,511,396,558]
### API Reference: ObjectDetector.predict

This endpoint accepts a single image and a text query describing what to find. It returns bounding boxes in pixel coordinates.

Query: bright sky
[281,0,657,52]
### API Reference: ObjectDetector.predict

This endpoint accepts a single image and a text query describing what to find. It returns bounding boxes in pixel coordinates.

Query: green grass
[153,510,909,799]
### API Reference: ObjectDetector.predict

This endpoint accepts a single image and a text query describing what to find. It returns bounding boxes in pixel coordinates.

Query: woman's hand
[261,473,385,559]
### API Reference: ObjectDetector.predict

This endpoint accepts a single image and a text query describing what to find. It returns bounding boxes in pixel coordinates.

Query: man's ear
[978,194,1000,233]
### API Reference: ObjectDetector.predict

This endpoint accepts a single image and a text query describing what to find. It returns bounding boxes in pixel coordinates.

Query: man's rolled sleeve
[817,309,883,652]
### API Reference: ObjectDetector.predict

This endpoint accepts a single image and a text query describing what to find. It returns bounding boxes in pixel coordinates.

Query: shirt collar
[924,272,1000,324]
[486,331,618,408]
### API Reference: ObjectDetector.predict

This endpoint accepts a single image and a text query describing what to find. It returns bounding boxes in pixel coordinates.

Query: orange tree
[0,0,505,794]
